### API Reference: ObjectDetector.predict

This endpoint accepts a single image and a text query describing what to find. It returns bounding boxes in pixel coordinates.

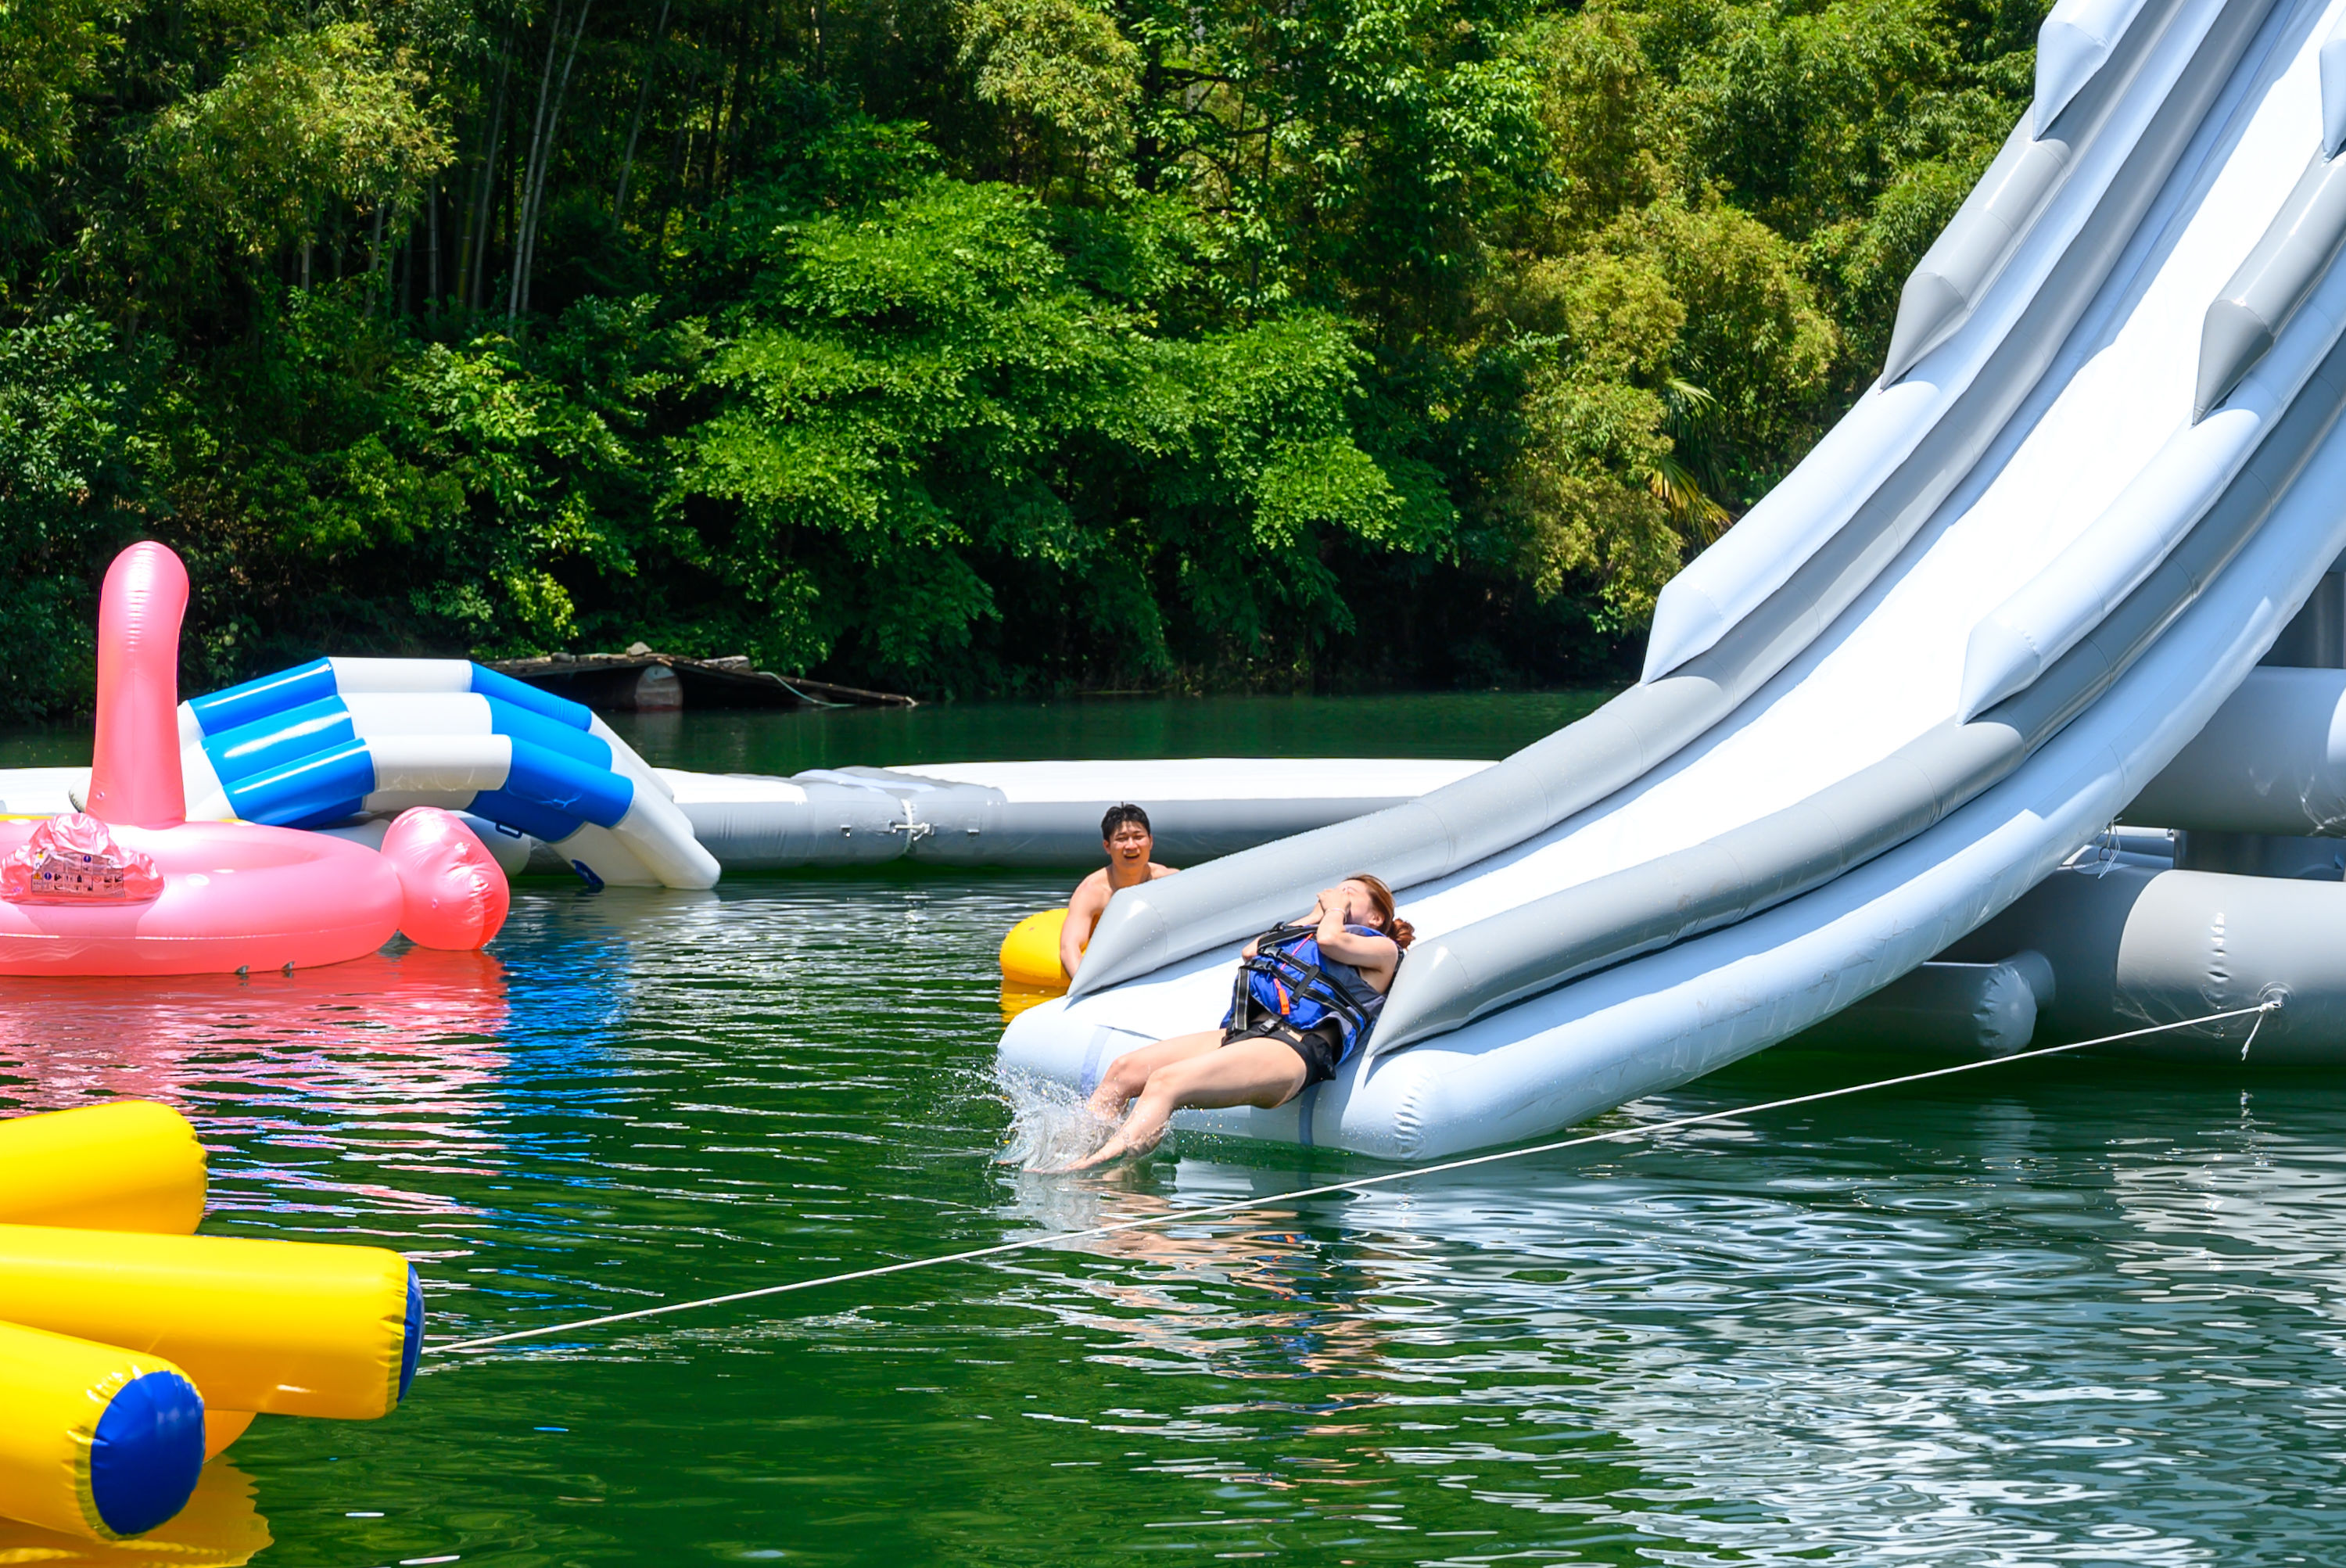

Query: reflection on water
[0,1459,271,1566]
[0,945,512,1225]
[2,877,2344,1565]
[0,946,509,1111]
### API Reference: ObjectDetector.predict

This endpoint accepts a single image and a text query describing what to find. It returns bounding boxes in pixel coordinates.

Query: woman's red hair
[1347,873,1415,949]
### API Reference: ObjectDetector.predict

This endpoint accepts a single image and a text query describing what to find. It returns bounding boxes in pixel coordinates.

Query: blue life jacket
[1223,922,1393,1063]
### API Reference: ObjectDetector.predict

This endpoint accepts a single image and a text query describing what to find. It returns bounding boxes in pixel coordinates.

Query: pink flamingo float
[0,543,507,974]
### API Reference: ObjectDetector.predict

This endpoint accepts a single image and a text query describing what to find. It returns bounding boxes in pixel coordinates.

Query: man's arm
[1060,875,1108,980]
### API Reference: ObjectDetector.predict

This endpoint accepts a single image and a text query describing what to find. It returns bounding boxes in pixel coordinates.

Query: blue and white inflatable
[175,658,718,890]
[0,655,1498,888]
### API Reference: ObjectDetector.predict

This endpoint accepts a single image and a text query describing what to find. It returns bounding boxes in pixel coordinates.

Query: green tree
[0,315,152,713]
[682,178,1422,682]
[0,0,2043,711]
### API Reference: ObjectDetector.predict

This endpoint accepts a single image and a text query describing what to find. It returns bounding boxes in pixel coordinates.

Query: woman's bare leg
[1084,1032,1222,1121]
[1071,1037,1309,1170]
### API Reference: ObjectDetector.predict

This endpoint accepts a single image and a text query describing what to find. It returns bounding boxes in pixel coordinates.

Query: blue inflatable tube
[217,734,633,837]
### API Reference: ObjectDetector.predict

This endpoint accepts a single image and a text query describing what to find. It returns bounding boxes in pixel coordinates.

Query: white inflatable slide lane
[1004,0,2346,1159]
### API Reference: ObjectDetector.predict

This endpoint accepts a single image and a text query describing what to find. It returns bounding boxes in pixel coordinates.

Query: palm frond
[1647,450,1731,542]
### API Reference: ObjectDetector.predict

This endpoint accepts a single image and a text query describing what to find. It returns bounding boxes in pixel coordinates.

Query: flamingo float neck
[85,543,188,829]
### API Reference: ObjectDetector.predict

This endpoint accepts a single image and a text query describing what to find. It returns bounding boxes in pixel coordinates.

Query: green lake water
[597,690,1612,775]
[2,698,2344,1565]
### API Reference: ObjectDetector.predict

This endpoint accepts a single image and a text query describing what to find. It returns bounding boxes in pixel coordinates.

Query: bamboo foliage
[509,0,593,319]
[0,0,2043,713]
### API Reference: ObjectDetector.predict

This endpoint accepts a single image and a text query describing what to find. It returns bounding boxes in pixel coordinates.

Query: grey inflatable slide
[1003,0,2346,1157]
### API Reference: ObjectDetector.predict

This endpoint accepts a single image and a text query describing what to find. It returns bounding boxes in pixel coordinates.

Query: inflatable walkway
[654,758,1486,870]
[1004,0,2346,1157]
[0,752,1487,879]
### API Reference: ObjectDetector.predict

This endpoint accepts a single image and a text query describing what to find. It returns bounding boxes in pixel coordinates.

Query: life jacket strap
[1226,923,1384,1054]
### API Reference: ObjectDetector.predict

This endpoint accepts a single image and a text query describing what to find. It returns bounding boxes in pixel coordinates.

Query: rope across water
[428,1000,2279,1356]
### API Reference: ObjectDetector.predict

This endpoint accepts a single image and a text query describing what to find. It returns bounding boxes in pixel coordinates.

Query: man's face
[1107,822,1153,864]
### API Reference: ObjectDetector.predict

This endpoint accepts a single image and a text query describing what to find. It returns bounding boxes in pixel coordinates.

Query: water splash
[992,1065,1113,1171]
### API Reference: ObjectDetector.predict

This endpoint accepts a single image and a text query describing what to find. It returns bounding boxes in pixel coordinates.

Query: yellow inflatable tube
[0,1225,421,1420]
[0,1318,206,1541]
[1000,908,1070,991]
[0,1102,205,1233]
[203,1411,255,1459]
[0,1105,260,1458]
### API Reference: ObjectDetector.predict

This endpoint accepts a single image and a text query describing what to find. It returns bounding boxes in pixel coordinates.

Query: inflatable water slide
[1005,0,2346,1157]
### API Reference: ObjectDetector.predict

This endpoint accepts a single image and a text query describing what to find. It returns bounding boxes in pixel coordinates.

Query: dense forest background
[0,0,2046,712]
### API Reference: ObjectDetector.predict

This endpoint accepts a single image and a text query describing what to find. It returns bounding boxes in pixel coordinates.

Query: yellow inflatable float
[0,1100,421,1547]
[0,1319,203,1540]
[0,1224,420,1419]
[0,1100,206,1232]
[1000,907,1069,988]
[999,907,1069,1019]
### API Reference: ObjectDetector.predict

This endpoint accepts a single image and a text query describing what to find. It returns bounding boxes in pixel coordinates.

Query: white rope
[428,999,2279,1355]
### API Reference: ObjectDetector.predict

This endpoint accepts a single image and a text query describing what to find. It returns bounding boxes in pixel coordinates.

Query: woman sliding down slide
[1063,875,1414,1169]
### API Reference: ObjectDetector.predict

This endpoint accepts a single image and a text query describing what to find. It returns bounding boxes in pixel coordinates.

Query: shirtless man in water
[1060,804,1178,981]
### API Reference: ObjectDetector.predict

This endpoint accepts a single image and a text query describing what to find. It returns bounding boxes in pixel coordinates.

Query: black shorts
[1221,999,1344,1089]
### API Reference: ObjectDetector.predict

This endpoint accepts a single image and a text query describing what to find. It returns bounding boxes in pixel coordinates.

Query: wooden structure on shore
[486,646,916,712]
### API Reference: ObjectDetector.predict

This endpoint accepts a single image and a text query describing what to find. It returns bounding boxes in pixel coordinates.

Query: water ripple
[3,877,2343,1565]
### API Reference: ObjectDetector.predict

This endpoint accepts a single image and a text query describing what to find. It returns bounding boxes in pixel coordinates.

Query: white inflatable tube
[1947,863,2346,1057]
[1880,124,2079,385]
[662,759,1490,870]
[2320,1,2346,151]
[1791,953,2050,1055]
[2125,662,2346,827]
[599,789,718,888]
[0,769,88,816]
[2194,147,2346,416]
[2042,0,2160,132]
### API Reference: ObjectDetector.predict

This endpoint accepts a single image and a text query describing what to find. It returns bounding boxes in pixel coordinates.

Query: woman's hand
[1311,892,1343,943]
